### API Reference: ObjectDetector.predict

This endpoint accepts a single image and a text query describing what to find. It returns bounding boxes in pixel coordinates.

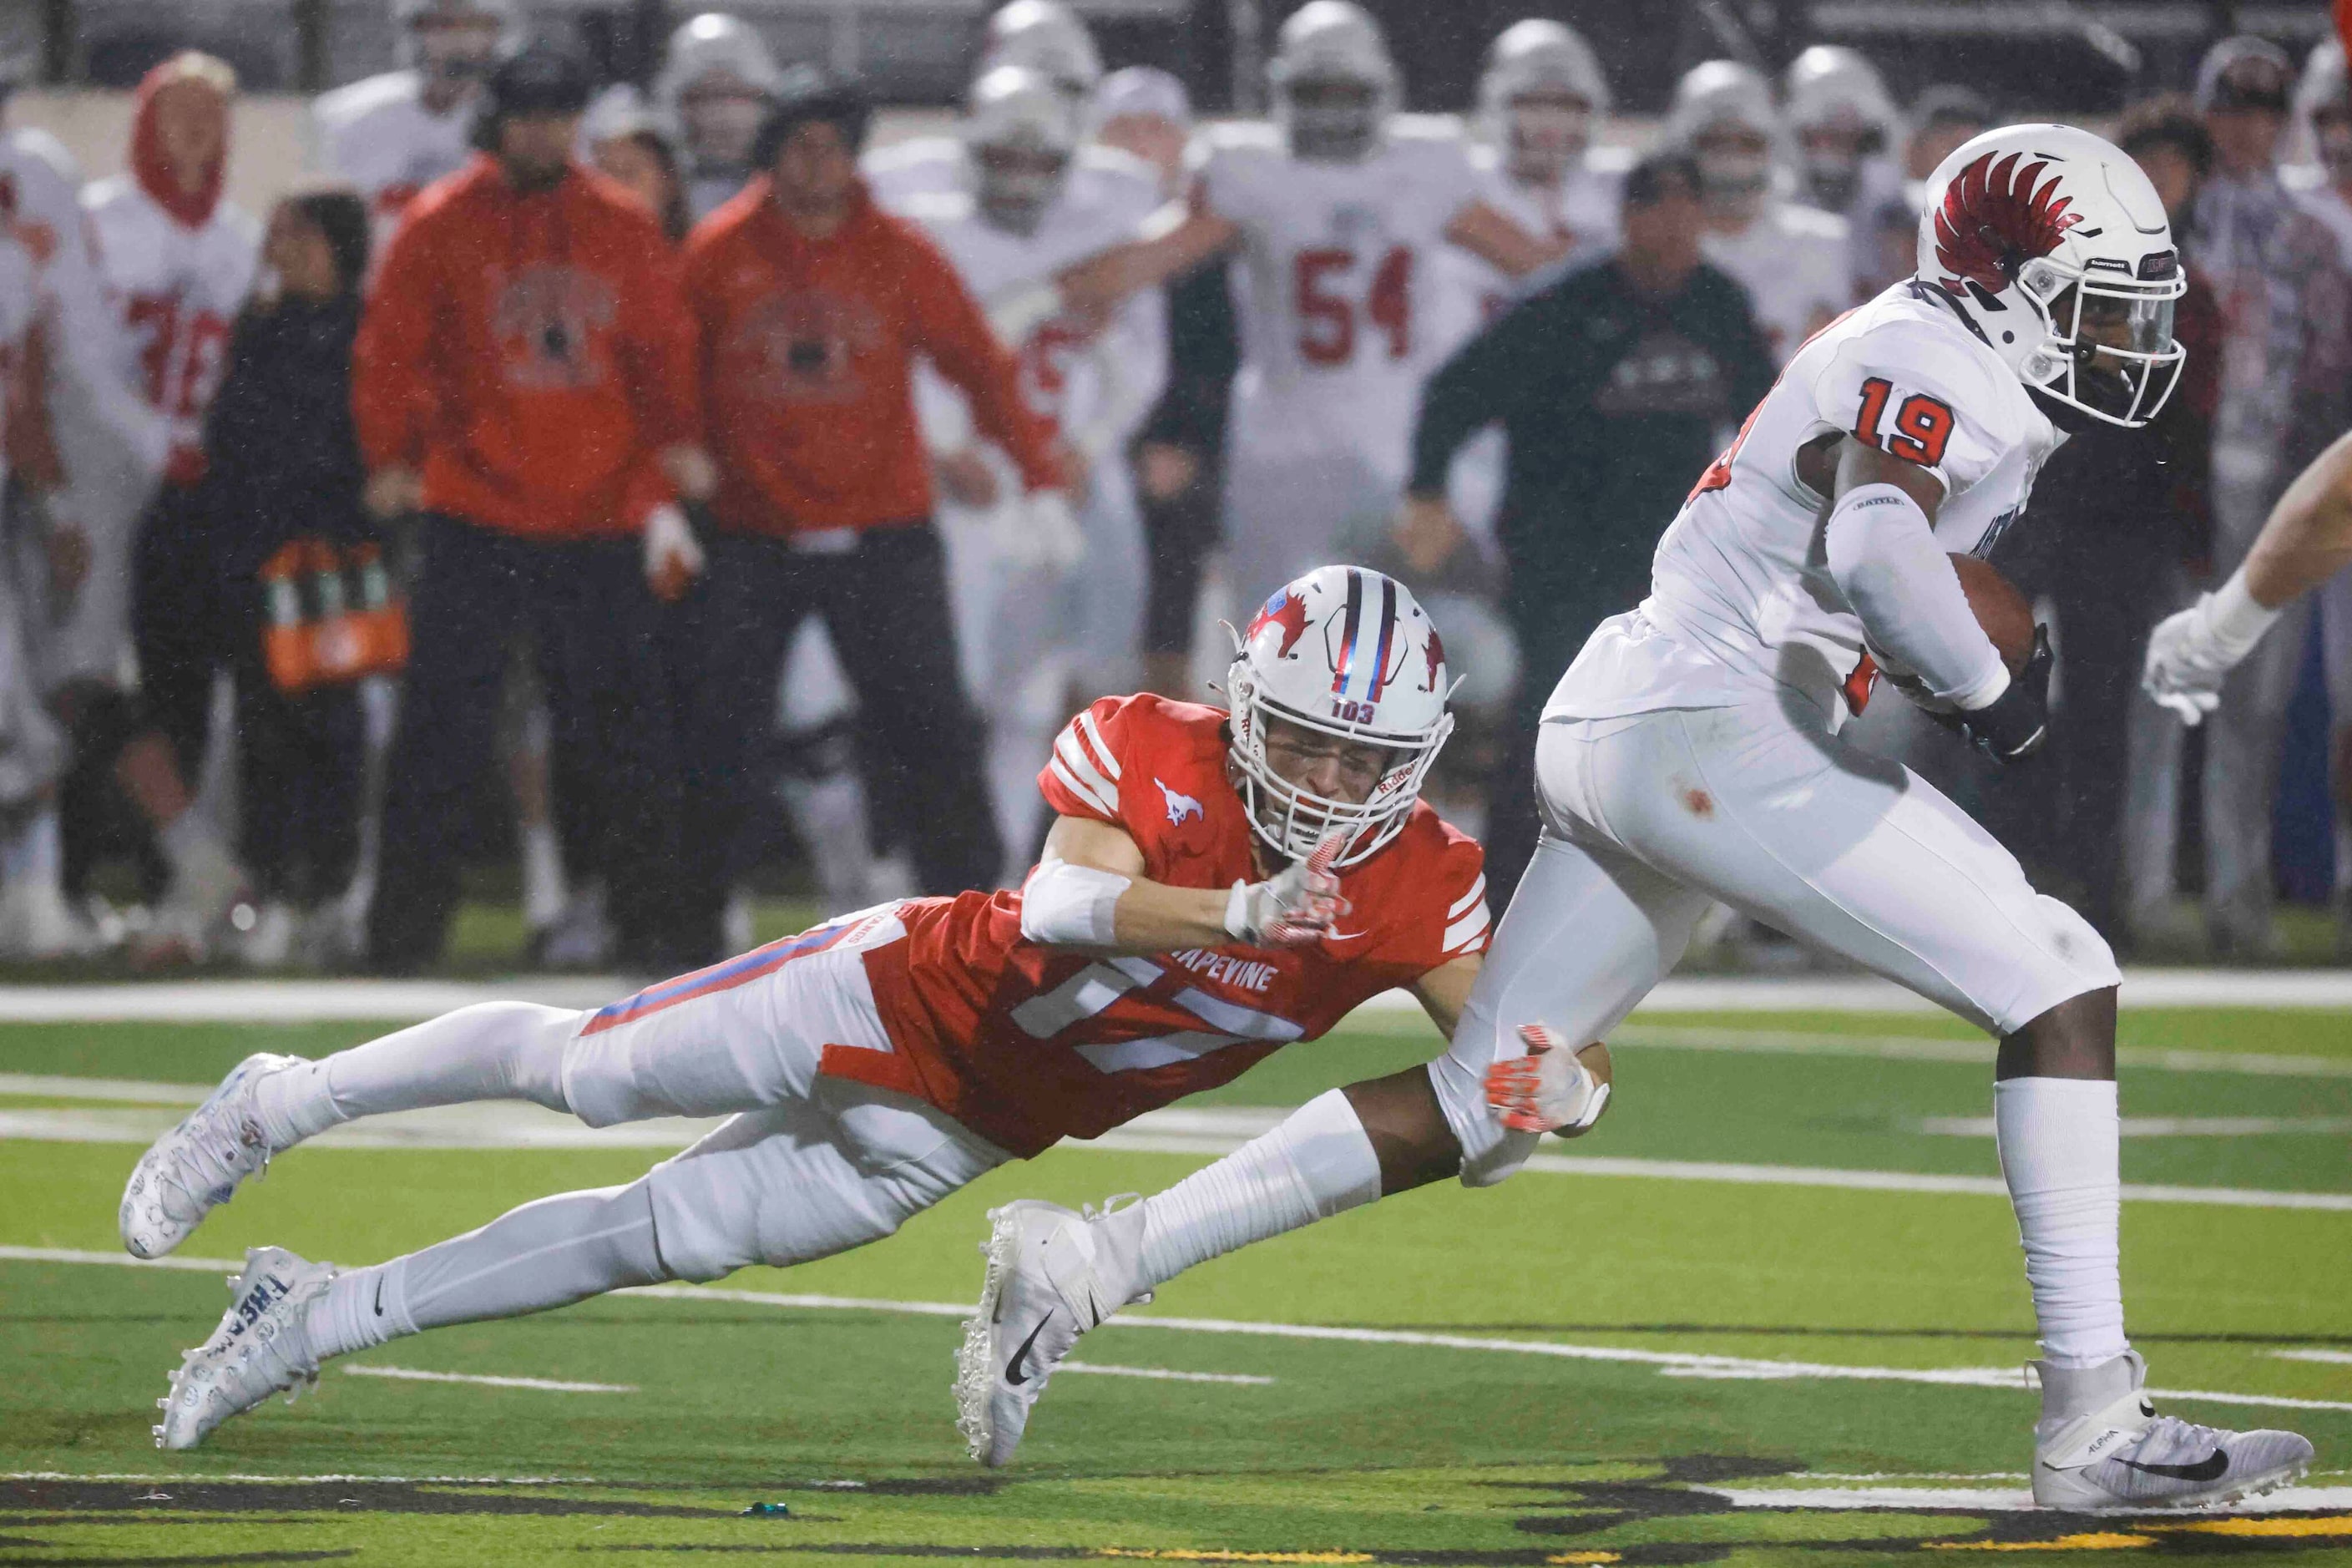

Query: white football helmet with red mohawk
[1225,566,1454,868]
[1917,124,2185,428]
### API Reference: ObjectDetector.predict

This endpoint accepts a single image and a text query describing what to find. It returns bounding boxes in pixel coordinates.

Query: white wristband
[2206,567,2283,661]
[1223,880,1251,941]
[1019,858,1131,946]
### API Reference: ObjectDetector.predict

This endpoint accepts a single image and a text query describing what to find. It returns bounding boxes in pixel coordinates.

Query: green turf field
[3,1006,2349,1564]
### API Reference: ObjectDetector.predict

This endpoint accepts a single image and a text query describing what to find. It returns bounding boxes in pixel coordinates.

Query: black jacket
[1409,255,1776,629]
[195,294,372,578]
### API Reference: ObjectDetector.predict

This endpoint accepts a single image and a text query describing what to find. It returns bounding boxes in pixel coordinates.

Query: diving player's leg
[119,1002,586,1259]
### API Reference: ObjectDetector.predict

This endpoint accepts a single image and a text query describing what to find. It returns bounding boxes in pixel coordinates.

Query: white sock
[306,1183,665,1361]
[1,808,60,887]
[250,1001,580,1151]
[157,809,228,879]
[1995,1076,2128,1369]
[1132,1089,1382,1290]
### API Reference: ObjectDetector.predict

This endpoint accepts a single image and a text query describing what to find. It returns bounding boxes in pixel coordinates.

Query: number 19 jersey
[1547,282,2059,727]
[1194,120,1479,474]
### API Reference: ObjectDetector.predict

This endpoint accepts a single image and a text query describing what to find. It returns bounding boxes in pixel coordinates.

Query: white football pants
[1431,701,2122,1185]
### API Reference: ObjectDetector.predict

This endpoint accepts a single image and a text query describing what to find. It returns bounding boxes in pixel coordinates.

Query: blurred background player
[655,12,782,223]
[63,53,260,961]
[1090,67,1233,700]
[893,65,1163,881]
[313,0,513,244]
[1667,58,1851,364]
[1057,0,1563,615]
[579,84,690,242]
[1782,45,1905,294]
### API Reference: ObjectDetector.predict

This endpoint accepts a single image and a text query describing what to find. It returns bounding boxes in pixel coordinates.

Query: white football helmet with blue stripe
[1225,565,1454,868]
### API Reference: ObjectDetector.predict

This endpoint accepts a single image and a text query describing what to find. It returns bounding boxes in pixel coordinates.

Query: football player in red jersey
[119,565,1608,1453]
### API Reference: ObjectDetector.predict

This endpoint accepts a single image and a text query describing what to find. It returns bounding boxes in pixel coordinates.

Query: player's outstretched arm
[2144,430,2352,724]
[1444,199,1571,280]
[1055,199,1242,318]
[1020,815,1345,956]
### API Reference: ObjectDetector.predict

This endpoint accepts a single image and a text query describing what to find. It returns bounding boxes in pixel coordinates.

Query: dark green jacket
[1409,255,1777,632]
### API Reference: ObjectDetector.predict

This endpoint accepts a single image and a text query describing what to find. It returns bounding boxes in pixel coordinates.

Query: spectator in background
[355,42,709,972]
[677,70,1068,956]
[64,53,260,960]
[1091,67,1232,698]
[582,86,690,243]
[138,189,377,967]
[1394,153,1775,903]
[655,12,784,222]
[313,0,513,247]
[2179,36,2332,954]
[2283,40,2352,946]
[2009,99,2220,946]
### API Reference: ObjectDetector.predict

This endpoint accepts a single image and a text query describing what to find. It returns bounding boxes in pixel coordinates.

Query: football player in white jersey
[864,1,1155,219]
[655,13,783,223]
[1783,45,1909,293]
[984,124,2319,1509]
[1053,0,1562,609]
[73,53,262,958]
[312,0,514,245]
[891,67,1164,878]
[1669,59,1853,365]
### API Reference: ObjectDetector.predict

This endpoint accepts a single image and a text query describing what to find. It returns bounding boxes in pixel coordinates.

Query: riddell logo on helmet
[1933,149,2081,292]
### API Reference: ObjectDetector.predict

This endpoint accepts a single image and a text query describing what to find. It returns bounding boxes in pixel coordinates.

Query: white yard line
[0,969,2348,1024]
[1613,1027,2352,1080]
[6,1248,2342,1414]
[343,1365,637,1393]
[2274,1348,2352,1366]
[1058,1363,1275,1385]
[1923,1115,2352,1138]
[9,1098,2348,1209]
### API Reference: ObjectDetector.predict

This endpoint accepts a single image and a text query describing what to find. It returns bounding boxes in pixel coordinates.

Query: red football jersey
[825,695,1490,1157]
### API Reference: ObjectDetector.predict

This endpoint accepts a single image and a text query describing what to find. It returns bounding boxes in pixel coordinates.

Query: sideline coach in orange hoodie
[354,42,711,970]
[674,68,1069,953]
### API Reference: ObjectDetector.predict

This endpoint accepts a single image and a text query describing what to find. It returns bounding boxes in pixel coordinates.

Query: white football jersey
[80,176,261,454]
[1433,141,1626,352]
[1550,283,2056,726]
[893,178,1166,470]
[1196,119,1479,478]
[312,70,476,246]
[1701,200,1854,367]
[0,230,37,496]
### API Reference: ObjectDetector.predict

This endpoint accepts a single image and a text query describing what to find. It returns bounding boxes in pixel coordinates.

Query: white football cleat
[2033,1352,2314,1510]
[155,1246,334,1450]
[119,1053,305,1259]
[956,1198,1146,1466]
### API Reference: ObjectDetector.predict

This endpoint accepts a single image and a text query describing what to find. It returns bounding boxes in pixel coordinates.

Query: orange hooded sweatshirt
[684,176,1059,536]
[352,156,698,539]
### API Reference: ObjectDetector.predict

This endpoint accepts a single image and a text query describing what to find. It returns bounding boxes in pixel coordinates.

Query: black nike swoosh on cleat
[2120,1451,2229,1483]
[374,1276,386,1317]
[1005,1313,1054,1386]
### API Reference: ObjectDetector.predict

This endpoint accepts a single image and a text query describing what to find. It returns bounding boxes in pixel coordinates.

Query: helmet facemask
[2012,254,2185,428]
[975,137,1070,233]
[412,9,503,92]
[1506,87,1592,186]
[1693,122,1772,220]
[681,75,769,171]
[1224,658,1453,868]
[1279,75,1385,163]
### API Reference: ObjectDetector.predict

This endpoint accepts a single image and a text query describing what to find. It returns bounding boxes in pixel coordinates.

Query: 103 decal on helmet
[1918,124,2186,428]
[1224,566,1455,868]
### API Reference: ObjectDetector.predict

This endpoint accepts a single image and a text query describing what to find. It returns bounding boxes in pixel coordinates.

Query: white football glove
[642,502,706,603]
[1485,1024,1612,1136]
[2141,569,2282,726]
[1224,832,1349,948]
[995,488,1086,574]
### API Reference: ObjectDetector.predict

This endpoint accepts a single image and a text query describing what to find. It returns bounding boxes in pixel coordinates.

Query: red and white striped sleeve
[1439,868,1491,959]
[1037,698,1129,825]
